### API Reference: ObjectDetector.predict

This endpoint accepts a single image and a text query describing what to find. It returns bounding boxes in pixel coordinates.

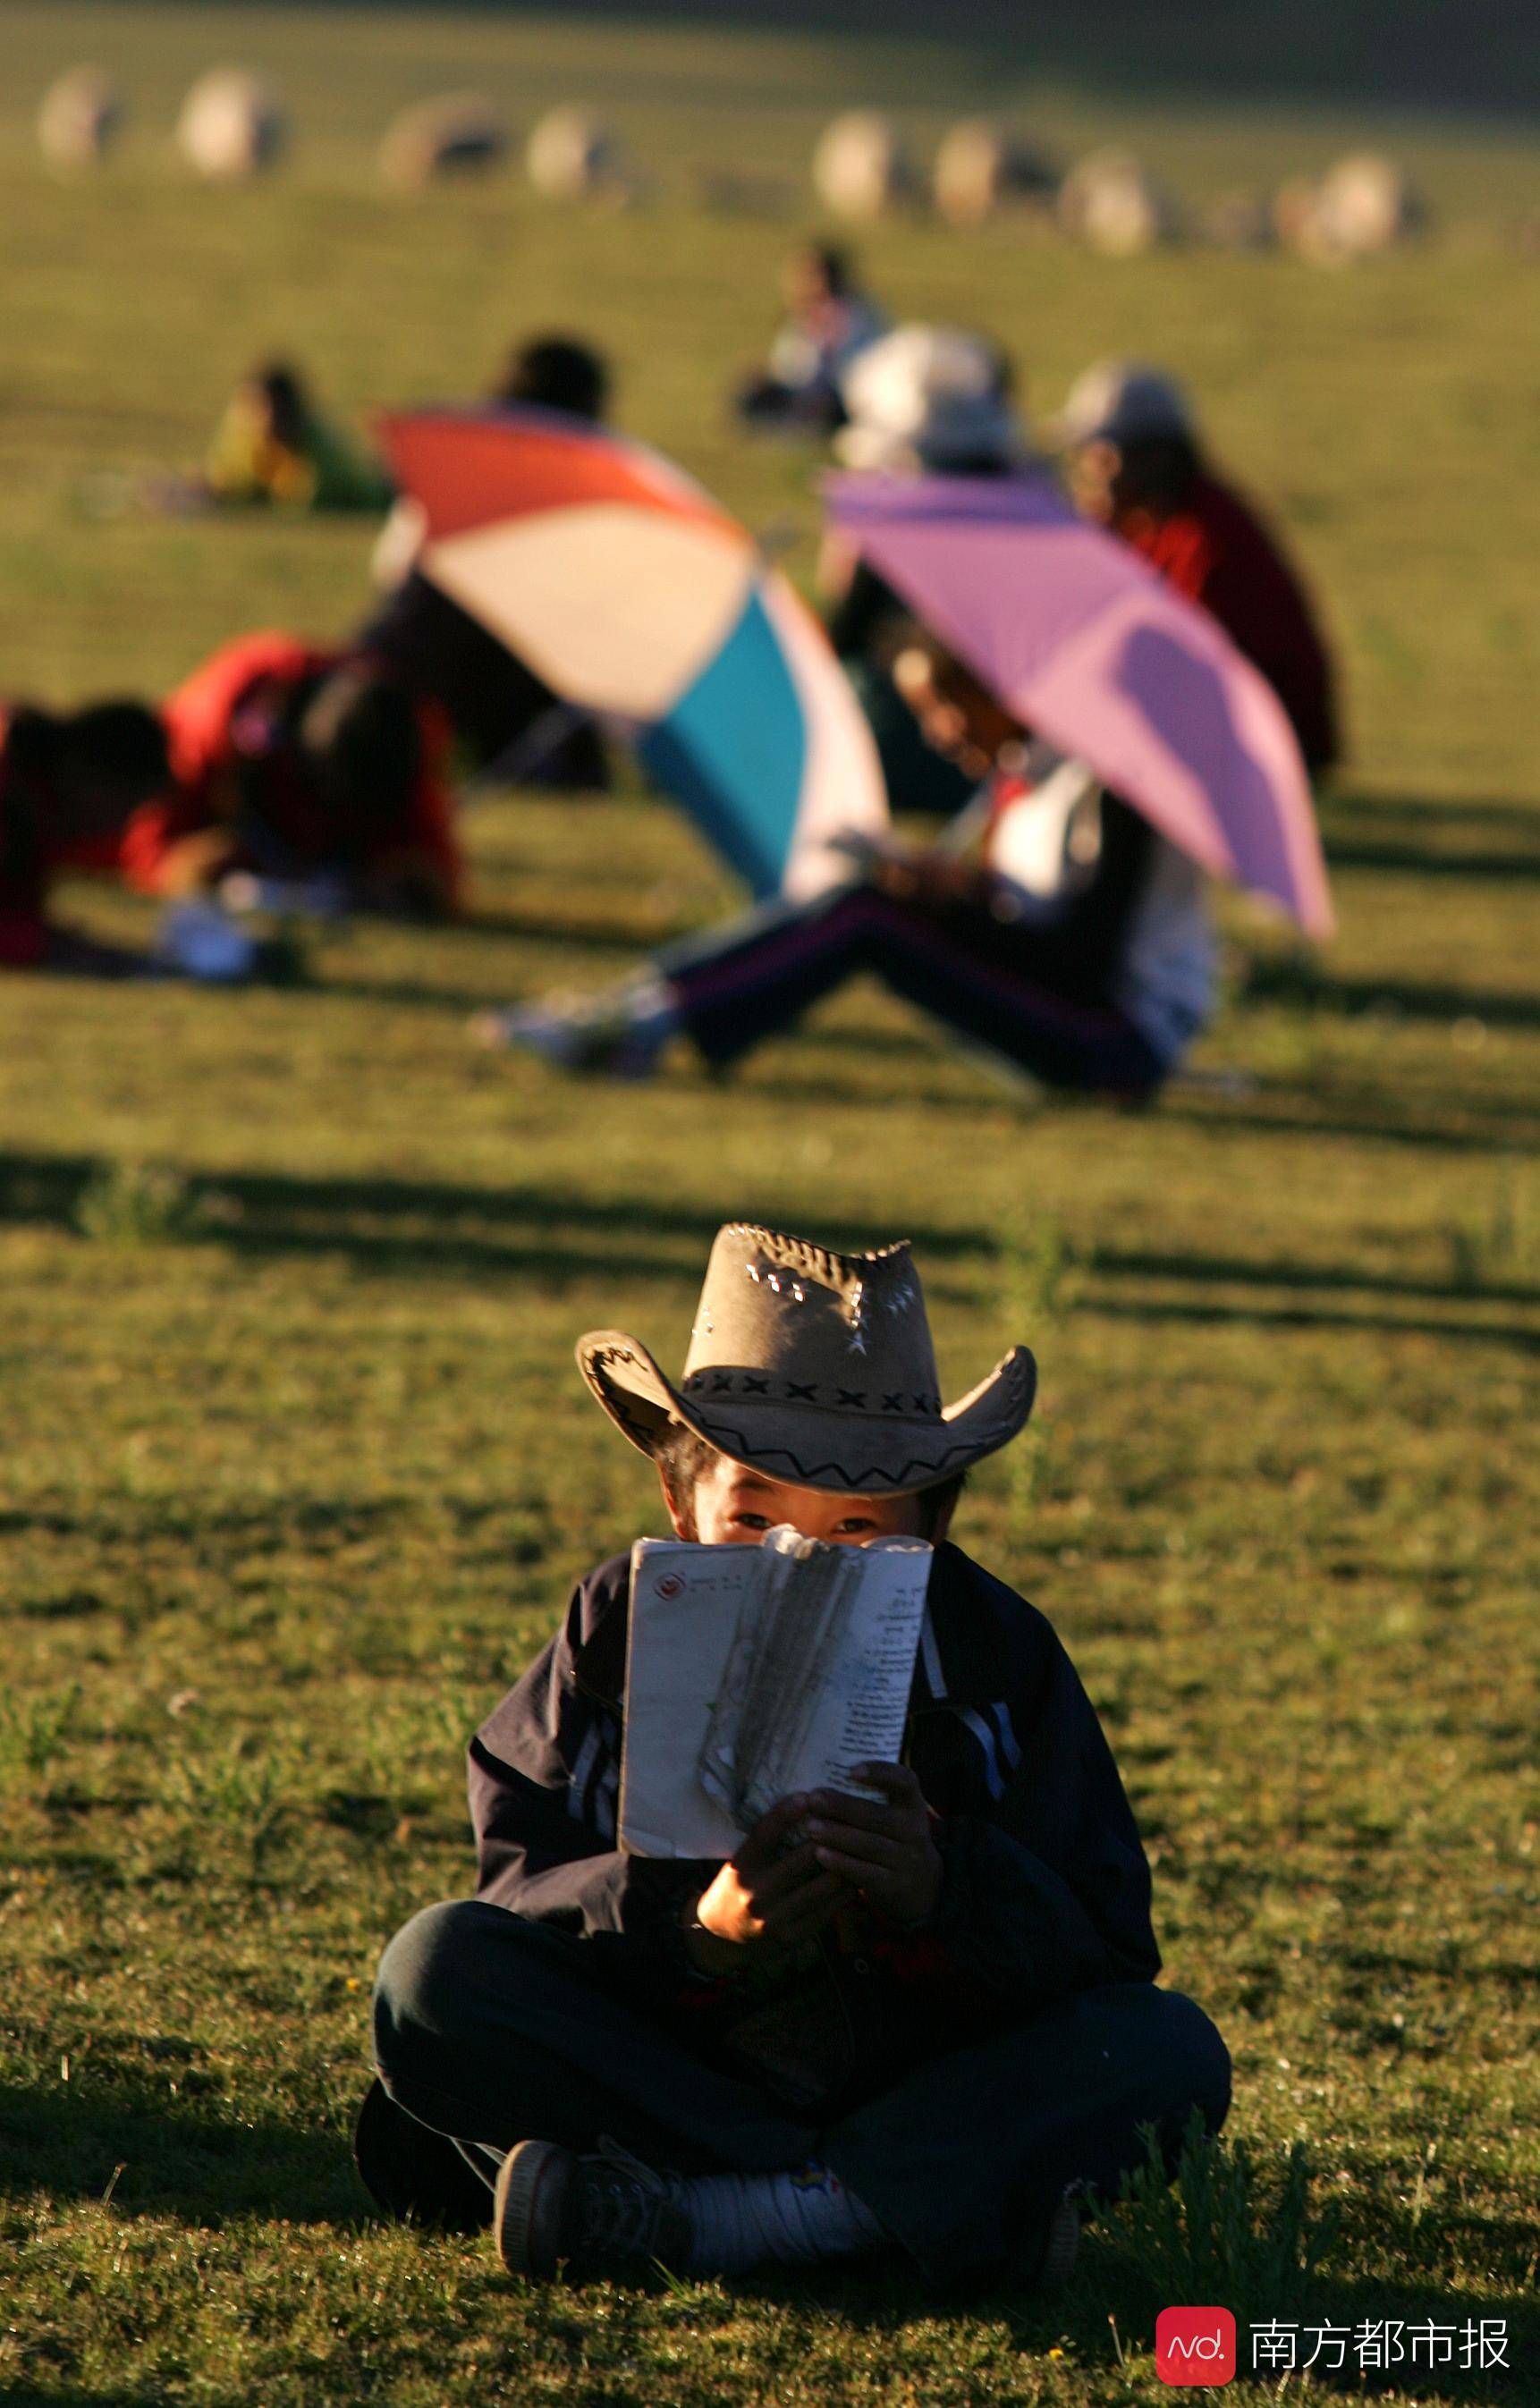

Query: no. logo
[1155,2308,1236,2387]
[656,1574,684,1599]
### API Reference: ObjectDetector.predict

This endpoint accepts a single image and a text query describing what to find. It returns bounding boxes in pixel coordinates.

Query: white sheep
[1058,148,1176,257]
[526,107,633,204]
[811,111,917,222]
[1314,154,1424,258]
[1274,156,1423,265]
[176,69,287,182]
[38,66,124,171]
[933,120,1056,228]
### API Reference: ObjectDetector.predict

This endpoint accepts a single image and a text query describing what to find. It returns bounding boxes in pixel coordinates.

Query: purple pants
[661,883,1167,1097]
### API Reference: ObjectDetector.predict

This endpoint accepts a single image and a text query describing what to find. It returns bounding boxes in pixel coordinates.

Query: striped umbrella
[378,406,888,899]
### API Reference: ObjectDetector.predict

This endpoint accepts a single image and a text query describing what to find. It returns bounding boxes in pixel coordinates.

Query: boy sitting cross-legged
[362,1222,1230,2290]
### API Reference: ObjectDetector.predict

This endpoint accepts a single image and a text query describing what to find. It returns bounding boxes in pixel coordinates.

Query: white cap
[1050,359,1195,450]
[835,325,1023,473]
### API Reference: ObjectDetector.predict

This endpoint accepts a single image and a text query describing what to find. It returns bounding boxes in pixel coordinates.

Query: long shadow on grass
[0,1148,991,1277]
[1084,1295,1538,1355]
[1090,1243,1540,1313]
[0,2080,362,2229]
[1335,794,1540,832]
[1242,958,1540,1033]
[1162,1094,1540,1158]
[1324,841,1540,883]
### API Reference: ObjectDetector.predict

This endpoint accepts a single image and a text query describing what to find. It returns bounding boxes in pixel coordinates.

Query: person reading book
[362,1223,1230,2291]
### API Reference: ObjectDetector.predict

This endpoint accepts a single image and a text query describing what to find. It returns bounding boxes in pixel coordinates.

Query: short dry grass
[1,8,1537,2404]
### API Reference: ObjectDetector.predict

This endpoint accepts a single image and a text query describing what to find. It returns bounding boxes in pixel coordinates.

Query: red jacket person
[1057,361,1340,777]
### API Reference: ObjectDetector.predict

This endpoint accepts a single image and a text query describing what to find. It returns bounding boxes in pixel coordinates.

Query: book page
[619,1528,932,1858]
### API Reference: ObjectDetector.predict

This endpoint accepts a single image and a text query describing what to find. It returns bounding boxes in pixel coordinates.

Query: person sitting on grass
[361,1221,1231,2291]
[121,630,462,923]
[478,624,1214,1103]
[203,359,395,515]
[0,697,169,974]
[732,240,889,435]
[1053,362,1340,779]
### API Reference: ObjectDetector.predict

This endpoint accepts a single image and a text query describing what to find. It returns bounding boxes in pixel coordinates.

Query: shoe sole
[494,2138,573,2278]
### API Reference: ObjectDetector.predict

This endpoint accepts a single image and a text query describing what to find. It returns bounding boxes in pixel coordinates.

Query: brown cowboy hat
[578,1221,1036,1497]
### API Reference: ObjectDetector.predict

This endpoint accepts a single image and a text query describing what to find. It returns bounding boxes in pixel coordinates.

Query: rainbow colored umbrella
[377,406,887,899]
[826,469,1333,936]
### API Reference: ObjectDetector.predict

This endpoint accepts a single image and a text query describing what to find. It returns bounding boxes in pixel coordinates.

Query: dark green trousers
[368,1900,1231,2287]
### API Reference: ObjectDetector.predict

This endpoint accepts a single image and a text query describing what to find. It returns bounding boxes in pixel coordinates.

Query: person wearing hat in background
[821,325,1031,819]
[1055,362,1341,778]
[732,240,890,435]
[364,1223,1231,2289]
[481,615,1214,1102]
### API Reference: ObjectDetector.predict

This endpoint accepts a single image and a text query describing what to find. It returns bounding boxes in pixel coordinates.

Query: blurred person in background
[204,359,395,515]
[0,698,169,973]
[123,632,461,925]
[359,333,613,790]
[733,240,889,435]
[1054,363,1340,778]
[483,621,1214,1105]
[819,325,1031,818]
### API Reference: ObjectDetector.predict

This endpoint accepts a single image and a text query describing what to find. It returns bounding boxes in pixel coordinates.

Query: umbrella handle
[463,703,591,796]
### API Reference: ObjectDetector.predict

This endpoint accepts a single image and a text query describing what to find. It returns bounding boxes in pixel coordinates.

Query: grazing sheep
[1315,153,1423,257]
[1057,148,1176,257]
[811,111,917,222]
[38,66,124,171]
[1275,155,1423,264]
[176,68,287,182]
[933,119,1057,228]
[526,106,632,203]
[379,96,507,191]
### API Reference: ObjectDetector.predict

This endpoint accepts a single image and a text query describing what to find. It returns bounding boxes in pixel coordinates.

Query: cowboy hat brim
[576,1328,1036,1497]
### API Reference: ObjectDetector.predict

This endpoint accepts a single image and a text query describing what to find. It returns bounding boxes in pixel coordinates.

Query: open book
[619,1527,934,1860]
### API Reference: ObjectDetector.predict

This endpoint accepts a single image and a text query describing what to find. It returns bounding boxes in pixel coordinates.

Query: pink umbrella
[825,470,1333,936]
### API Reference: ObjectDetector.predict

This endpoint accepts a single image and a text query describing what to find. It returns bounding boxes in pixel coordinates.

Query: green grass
[2,7,1538,2404]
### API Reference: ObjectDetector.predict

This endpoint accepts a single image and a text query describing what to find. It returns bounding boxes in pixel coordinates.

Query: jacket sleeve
[927,1624,1160,2016]
[467,1577,713,1998]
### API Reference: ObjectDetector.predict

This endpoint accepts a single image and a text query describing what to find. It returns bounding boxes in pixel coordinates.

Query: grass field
[2,7,1538,2404]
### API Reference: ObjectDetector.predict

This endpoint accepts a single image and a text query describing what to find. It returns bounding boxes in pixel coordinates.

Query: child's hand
[689,1794,846,1964]
[806,1764,943,1925]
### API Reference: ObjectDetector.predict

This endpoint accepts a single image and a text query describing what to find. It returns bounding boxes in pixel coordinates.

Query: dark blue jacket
[468,1542,1158,2092]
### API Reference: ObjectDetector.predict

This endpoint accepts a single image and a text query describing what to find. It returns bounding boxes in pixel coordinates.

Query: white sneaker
[470,995,669,1080]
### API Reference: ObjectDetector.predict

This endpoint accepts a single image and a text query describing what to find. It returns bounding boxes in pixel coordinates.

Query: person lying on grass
[363,1221,1231,2289]
[0,697,169,975]
[122,633,462,925]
